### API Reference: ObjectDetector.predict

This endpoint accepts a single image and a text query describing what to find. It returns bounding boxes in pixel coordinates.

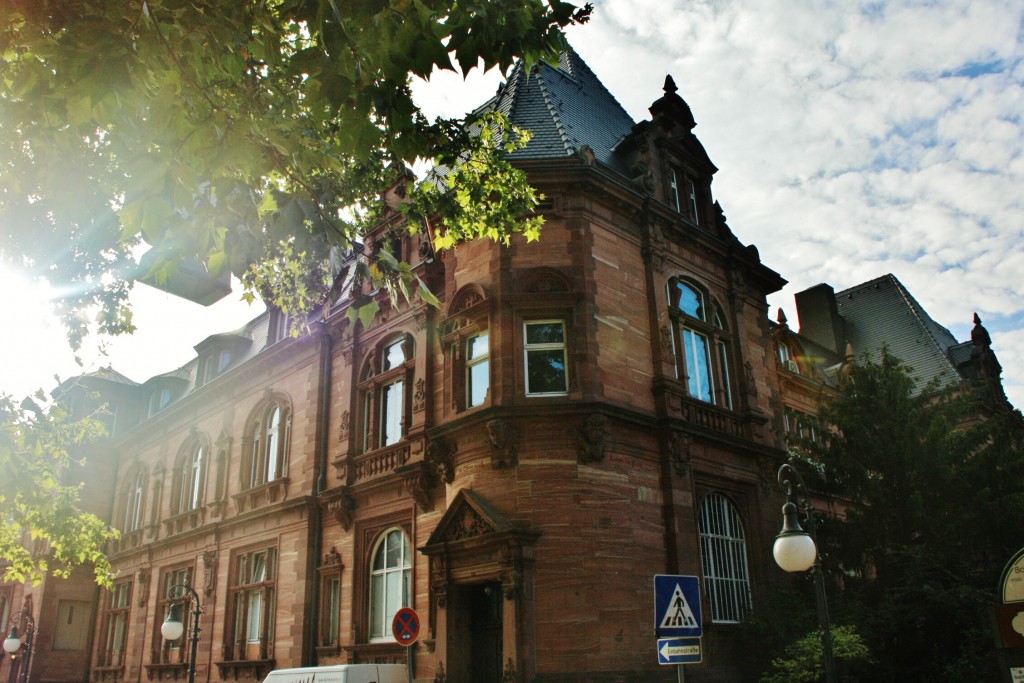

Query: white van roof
[262,664,407,683]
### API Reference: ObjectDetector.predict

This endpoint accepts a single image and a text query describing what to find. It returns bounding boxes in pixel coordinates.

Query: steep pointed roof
[835,274,963,393]
[487,49,636,173]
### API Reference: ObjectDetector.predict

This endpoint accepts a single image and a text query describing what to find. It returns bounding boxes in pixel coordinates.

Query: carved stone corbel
[668,431,693,477]
[577,414,609,464]
[405,469,435,512]
[328,488,356,530]
[485,419,517,469]
[425,437,456,484]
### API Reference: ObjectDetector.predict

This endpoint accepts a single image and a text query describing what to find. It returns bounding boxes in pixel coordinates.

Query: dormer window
[668,165,703,226]
[148,388,173,417]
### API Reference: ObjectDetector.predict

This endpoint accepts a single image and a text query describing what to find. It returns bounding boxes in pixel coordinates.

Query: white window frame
[466,332,490,408]
[524,320,569,397]
[368,528,411,642]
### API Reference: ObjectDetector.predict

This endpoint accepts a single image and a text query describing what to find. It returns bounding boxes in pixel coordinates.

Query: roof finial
[663,75,678,95]
[776,308,788,326]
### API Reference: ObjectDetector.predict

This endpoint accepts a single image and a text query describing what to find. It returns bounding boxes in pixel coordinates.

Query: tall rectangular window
[228,548,276,661]
[155,567,192,664]
[682,328,714,403]
[100,582,131,666]
[380,380,404,446]
[524,321,568,396]
[467,332,490,408]
[323,577,340,645]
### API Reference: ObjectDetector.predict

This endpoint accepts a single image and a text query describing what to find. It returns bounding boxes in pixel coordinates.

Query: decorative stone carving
[501,658,517,683]
[447,506,492,541]
[328,489,357,531]
[642,220,668,274]
[137,568,150,607]
[430,555,448,609]
[577,414,609,464]
[486,419,517,469]
[744,360,758,398]
[425,438,455,484]
[660,324,675,361]
[339,410,350,442]
[413,378,426,413]
[323,546,343,568]
[432,661,446,683]
[499,541,523,601]
[668,431,693,477]
[202,550,217,596]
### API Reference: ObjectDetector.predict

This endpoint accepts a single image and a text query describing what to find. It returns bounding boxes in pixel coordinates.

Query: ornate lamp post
[160,583,203,683]
[773,463,837,683]
[3,607,36,683]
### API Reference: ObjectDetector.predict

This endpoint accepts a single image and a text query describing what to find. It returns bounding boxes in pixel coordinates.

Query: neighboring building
[772,274,1011,449]
[0,52,1010,683]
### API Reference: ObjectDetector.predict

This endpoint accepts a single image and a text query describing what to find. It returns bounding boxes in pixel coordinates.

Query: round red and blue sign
[391,607,420,646]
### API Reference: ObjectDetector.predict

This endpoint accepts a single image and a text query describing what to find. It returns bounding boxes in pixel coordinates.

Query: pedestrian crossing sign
[654,574,702,637]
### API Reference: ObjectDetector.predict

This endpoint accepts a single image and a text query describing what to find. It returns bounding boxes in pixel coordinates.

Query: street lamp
[160,583,203,683]
[773,462,837,683]
[3,608,36,683]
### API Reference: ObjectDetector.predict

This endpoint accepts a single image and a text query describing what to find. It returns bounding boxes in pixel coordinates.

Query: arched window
[358,337,414,452]
[122,467,147,533]
[669,279,733,408]
[173,438,206,515]
[245,399,291,489]
[368,528,411,641]
[698,493,752,623]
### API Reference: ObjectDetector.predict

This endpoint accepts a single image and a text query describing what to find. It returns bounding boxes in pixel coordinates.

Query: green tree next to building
[782,350,1024,681]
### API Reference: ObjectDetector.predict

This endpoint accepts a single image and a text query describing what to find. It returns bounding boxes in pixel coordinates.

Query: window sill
[163,507,205,536]
[143,662,188,681]
[215,659,275,681]
[232,478,288,514]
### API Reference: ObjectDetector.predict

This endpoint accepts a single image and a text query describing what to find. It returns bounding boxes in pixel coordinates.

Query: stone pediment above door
[420,489,539,598]
[424,489,530,547]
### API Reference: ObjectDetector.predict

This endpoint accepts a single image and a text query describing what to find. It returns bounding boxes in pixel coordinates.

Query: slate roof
[835,274,963,393]
[487,49,636,174]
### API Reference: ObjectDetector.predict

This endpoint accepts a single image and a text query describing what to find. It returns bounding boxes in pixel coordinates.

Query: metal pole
[168,584,202,683]
[407,645,413,683]
[812,565,837,683]
[19,611,35,683]
[677,663,685,682]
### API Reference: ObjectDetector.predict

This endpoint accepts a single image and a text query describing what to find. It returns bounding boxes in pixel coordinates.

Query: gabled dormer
[620,76,724,237]
[193,330,252,387]
[141,370,190,418]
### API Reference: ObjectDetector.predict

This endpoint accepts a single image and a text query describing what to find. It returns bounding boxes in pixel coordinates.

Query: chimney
[794,284,846,354]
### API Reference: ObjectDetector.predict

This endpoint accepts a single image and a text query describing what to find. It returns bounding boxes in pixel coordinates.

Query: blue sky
[2,0,1021,408]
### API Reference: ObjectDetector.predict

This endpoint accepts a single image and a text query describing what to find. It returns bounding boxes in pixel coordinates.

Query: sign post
[654,575,703,680]
[391,607,420,683]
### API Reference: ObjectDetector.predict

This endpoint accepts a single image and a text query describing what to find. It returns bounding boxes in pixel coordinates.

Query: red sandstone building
[0,52,1008,683]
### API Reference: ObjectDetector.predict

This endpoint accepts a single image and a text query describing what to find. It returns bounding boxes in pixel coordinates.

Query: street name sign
[654,574,702,638]
[657,637,702,665]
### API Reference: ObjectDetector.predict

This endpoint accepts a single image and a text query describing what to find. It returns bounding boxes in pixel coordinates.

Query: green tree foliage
[0,393,117,586]
[791,350,1024,681]
[760,625,872,683]
[0,0,590,346]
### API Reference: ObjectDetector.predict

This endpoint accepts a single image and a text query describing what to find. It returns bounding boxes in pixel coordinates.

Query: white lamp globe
[774,531,817,573]
[161,604,185,642]
[3,629,21,655]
